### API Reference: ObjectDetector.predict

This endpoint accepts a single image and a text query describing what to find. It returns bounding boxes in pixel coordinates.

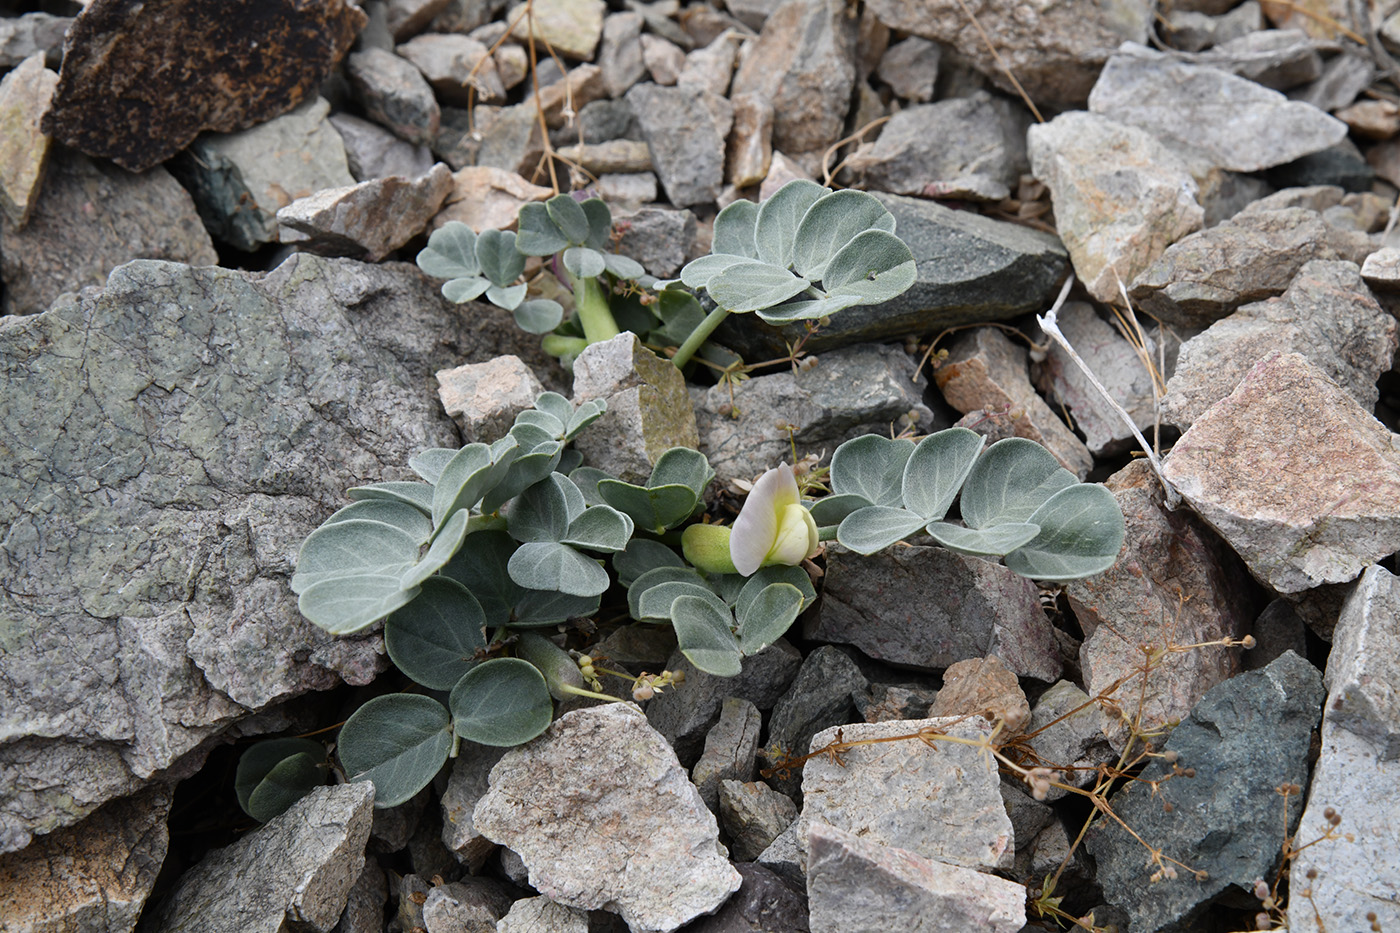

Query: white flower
[729,463,820,576]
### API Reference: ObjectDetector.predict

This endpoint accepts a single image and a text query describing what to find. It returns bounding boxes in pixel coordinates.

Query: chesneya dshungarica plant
[240,397,1124,818]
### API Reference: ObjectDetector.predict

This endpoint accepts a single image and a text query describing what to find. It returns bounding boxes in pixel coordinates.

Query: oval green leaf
[338,694,452,807]
[440,530,520,627]
[546,194,591,244]
[1003,484,1126,582]
[401,509,472,591]
[235,738,326,817]
[755,179,827,269]
[836,506,928,555]
[613,538,686,588]
[298,574,420,634]
[901,427,985,521]
[514,298,565,334]
[712,198,760,259]
[486,282,528,311]
[830,435,916,507]
[960,438,1078,529]
[820,229,917,304]
[707,260,810,314]
[245,753,324,823]
[323,499,433,545]
[292,519,422,594]
[507,542,609,596]
[442,276,492,304]
[563,246,606,278]
[417,222,480,280]
[672,594,742,677]
[562,505,635,553]
[449,658,554,746]
[792,189,896,281]
[385,577,488,690]
[735,582,804,655]
[347,481,435,514]
[475,228,526,286]
[516,201,569,255]
[924,520,1041,557]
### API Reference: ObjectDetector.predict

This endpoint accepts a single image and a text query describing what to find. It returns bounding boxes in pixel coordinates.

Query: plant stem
[817,525,840,541]
[557,683,626,703]
[671,304,731,369]
[541,334,588,358]
[567,269,620,344]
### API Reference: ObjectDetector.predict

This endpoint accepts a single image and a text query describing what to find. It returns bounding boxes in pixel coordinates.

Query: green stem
[557,683,627,703]
[541,334,588,358]
[817,524,841,541]
[671,304,731,370]
[566,269,620,345]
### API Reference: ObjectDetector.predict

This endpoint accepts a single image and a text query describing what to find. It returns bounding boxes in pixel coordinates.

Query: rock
[1128,206,1375,329]
[680,862,809,933]
[332,858,388,933]
[1291,49,1373,112]
[934,326,1093,478]
[493,44,528,92]
[719,781,799,863]
[1160,260,1398,430]
[553,139,652,175]
[845,91,1028,201]
[0,13,71,69]
[436,355,547,444]
[1028,111,1203,304]
[1239,184,1386,230]
[570,332,700,484]
[1089,43,1348,173]
[176,96,355,252]
[1362,245,1400,291]
[0,254,548,853]
[855,683,939,723]
[40,0,363,172]
[876,36,940,102]
[1337,98,1400,139]
[798,716,1014,871]
[1087,653,1324,933]
[433,166,552,232]
[472,704,742,933]
[680,33,738,97]
[1244,599,1311,671]
[145,782,374,933]
[692,697,762,811]
[1162,2,1261,52]
[611,206,696,278]
[646,641,803,765]
[627,82,732,208]
[600,12,647,98]
[386,0,450,40]
[1288,566,1400,933]
[397,34,504,106]
[422,878,513,932]
[347,48,441,147]
[394,873,432,933]
[754,821,804,888]
[1266,139,1375,192]
[729,0,857,155]
[331,113,437,182]
[1067,459,1253,750]
[1162,352,1400,594]
[595,172,659,207]
[1021,681,1115,798]
[757,150,813,201]
[765,646,868,785]
[691,343,933,486]
[642,34,688,85]
[1188,27,1321,90]
[277,162,453,260]
[806,823,1026,933]
[727,92,774,188]
[927,656,1030,733]
[811,544,1062,683]
[440,742,509,871]
[495,895,591,933]
[0,786,170,933]
[507,0,605,61]
[1,147,216,316]
[0,54,58,229]
[866,0,1150,108]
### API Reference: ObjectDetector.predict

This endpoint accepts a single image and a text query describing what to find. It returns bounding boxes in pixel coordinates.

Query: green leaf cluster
[418,223,565,334]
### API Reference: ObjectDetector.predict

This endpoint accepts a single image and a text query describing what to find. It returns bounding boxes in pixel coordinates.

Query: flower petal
[768,503,818,566]
[731,464,798,576]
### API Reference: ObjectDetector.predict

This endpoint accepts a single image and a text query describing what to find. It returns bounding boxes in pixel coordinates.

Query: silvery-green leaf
[960,438,1077,529]
[793,189,896,280]
[712,198,760,259]
[707,261,810,313]
[417,222,480,279]
[807,493,870,527]
[244,752,322,822]
[508,541,609,596]
[755,179,827,269]
[409,448,458,485]
[299,574,421,634]
[671,594,742,677]
[513,408,566,438]
[533,391,572,425]
[636,579,727,621]
[403,509,470,588]
[1004,484,1125,582]
[648,446,713,494]
[440,530,520,628]
[563,246,606,278]
[603,252,645,280]
[385,577,487,690]
[627,565,707,620]
[481,443,562,513]
[830,435,916,507]
[613,538,685,588]
[432,443,495,526]
[901,427,984,520]
[562,504,634,553]
[509,421,556,450]
[568,466,610,505]
[510,588,600,627]
[680,253,750,290]
[925,521,1041,557]
[819,229,917,304]
[508,474,573,543]
[558,452,582,481]
[442,276,492,304]
[737,564,817,613]
[235,738,325,820]
[547,194,591,244]
[323,499,433,545]
[516,202,569,255]
[486,282,528,311]
[555,473,586,523]
[339,694,451,806]
[475,228,526,286]
[514,299,564,334]
[292,519,422,595]
[348,481,435,514]
[836,506,928,555]
[582,198,612,250]
[449,658,553,747]
[564,398,607,440]
[735,582,803,655]
[597,479,697,535]
[755,294,862,324]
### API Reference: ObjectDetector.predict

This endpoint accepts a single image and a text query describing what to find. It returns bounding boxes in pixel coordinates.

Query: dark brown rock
[41,0,366,172]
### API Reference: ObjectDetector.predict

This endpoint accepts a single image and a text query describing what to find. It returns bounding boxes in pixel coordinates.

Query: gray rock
[692,697,762,811]
[386,0,450,40]
[765,646,867,764]
[2,147,216,316]
[595,172,659,207]
[436,355,547,444]
[1160,260,1398,430]
[397,34,504,106]
[680,862,809,933]
[422,878,513,932]
[331,113,436,182]
[145,782,374,933]
[719,780,799,863]
[0,12,71,68]
[441,742,509,871]
[0,54,58,229]
[463,104,544,177]
[549,98,642,149]
[726,93,773,188]
[692,342,932,486]
[1162,352,1400,594]
[1028,110,1204,304]
[812,544,1062,682]
[1245,599,1310,671]
[332,858,388,933]
[876,36,940,102]
[1162,2,1261,52]
[176,96,355,252]
[1179,27,1320,89]
[999,782,1056,868]
[0,255,549,853]
[928,655,1030,733]
[505,0,605,61]
[599,12,647,99]
[472,704,742,933]
[679,33,738,97]
[612,206,696,278]
[1021,681,1116,798]
[1288,566,1400,933]
[642,34,687,85]
[1290,49,1374,112]
[278,162,453,260]
[754,821,804,888]
[855,683,939,723]
[807,823,1026,933]
[1362,245,1400,291]
[1266,138,1374,191]
[495,895,591,933]
[798,716,1014,871]
[347,48,441,146]
[1089,43,1348,173]
[1129,206,1375,329]
[369,789,428,855]
[729,0,857,155]
[395,873,433,933]
[1067,459,1253,750]
[434,166,552,233]
[554,139,652,175]
[1087,653,1324,933]
[627,83,732,208]
[0,786,170,933]
[845,91,1028,201]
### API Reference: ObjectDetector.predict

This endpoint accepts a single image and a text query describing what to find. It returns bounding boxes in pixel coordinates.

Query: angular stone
[386,0,450,40]
[1129,206,1375,329]
[1288,566,1400,933]
[600,12,647,99]
[680,862,809,933]
[1162,2,1261,53]
[331,113,436,182]
[1067,459,1253,750]
[1160,260,1398,430]
[145,782,374,933]
[867,0,1150,108]
[1291,48,1373,112]
[928,656,1030,734]
[176,96,355,252]
[765,646,868,770]
[627,82,732,208]
[472,704,742,933]
[0,13,71,69]
[806,823,1026,933]
[433,166,552,232]
[440,742,509,871]
[495,895,591,933]
[1361,245,1400,291]
[422,878,512,932]
[1337,98,1400,139]
[40,0,363,172]
[1021,681,1116,797]
[679,33,738,97]
[1028,111,1204,304]
[730,0,857,155]
[1090,44,1348,173]
[0,54,58,228]
[799,716,1014,871]
[719,780,799,863]
[436,355,546,444]
[846,91,1028,201]
[0,786,170,933]
[611,206,695,278]
[1163,352,1400,593]
[277,162,453,261]
[1,148,216,316]
[855,683,939,723]
[757,150,813,201]
[1243,599,1310,671]
[811,544,1062,683]
[726,92,773,188]
[347,48,440,147]
[595,172,659,207]
[1086,653,1324,933]
[642,34,687,85]
[333,858,388,933]
[692,697,762,811]
[1187,27,1321,90]
[507,0,605,61]
[556,139,652,175]
[755,821,804,888]
[397,34,504,106]
[877,36,940,102]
